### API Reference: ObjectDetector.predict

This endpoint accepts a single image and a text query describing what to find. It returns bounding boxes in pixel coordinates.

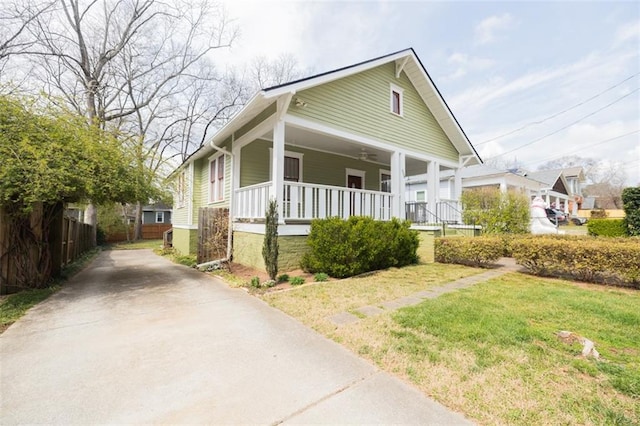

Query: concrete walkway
[330,258,523,326]
[0,250,471,425]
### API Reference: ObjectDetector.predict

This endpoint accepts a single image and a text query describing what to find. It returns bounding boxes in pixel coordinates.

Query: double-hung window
[209,155,225,202]
[390,84,404,116]
[155,211,164,223]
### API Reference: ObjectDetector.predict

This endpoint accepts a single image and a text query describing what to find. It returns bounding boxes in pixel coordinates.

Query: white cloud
[474,13,514,45]
[613,20,640,47]
[445,52,495,79]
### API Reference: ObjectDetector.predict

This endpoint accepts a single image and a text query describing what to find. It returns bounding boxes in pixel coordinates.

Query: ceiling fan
[357,148,378,161]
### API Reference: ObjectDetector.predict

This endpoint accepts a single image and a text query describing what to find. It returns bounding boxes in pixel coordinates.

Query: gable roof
[527,169,563,186]
[189,48,481,165]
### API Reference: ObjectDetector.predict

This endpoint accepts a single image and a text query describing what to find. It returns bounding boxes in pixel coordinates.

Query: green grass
[387,274,640,424]
[264,267,640,425]
[107,239,163,250]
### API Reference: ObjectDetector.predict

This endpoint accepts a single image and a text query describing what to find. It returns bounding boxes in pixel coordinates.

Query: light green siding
[173,228,197,255]
[191,159,204,224]
[233,231,308,272]
[172,168,191,226]
[289,63,459,162]
[198,153,232,210]
[241,139,389,191]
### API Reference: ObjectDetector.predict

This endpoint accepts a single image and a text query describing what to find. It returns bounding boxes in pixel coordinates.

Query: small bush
[435,236,504,267]
[587,219,627,237]
[277,274,290,283]
[249,276,261,288]
[511,236,640,288]
[262,280,276,288]
[301,217,419,278]
[590,209,608,219]
[175,254,197,267]
[314,272,329,282]
[290,276,305,286]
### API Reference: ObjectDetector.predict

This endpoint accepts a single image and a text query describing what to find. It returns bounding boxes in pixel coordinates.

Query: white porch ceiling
[258,124,441,177]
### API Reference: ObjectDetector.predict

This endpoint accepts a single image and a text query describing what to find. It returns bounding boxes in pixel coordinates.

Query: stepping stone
[381,296,422,310]
[328,312,360,326]
[414,290,440,299]
[357,305,385,317]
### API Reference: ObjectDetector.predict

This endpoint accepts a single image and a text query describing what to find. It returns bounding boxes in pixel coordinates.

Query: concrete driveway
[0,249,471,424]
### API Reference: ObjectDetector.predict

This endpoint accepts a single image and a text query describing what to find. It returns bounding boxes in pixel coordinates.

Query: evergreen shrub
[435,236,504,267]
[301,217,419,278]
[587,219,627,237]
[622,187,640,236]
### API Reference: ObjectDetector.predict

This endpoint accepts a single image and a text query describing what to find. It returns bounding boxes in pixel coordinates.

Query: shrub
[175,254,197,267]
[277,274,289,283]
[314,272,329,282]
[290,276,305,286]
[587,219,627,237]
[511,236,640,288]
[250,276,261,288]
[262,200,279,281]
[590,209,608,219]
[461,188,530,234]
[622,187,640,236]
[435,236,504,267]
[262,280,276,288]
[301,217,419,278]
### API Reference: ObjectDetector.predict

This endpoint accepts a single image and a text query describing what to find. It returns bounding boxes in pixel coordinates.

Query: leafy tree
[622,187,640,236]
[461,188,530,234]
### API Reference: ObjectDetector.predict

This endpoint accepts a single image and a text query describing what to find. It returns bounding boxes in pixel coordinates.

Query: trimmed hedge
[435,236,504,267]
[587,219,627,237]
[301,216,419,278]
[511,236,640,288]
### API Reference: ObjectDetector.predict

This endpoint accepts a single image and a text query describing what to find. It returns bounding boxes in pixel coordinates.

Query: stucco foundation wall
[173,228,197,255]
[233,232,309,272]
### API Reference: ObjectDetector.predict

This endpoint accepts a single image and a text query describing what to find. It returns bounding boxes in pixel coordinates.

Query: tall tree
[6,0,237,242]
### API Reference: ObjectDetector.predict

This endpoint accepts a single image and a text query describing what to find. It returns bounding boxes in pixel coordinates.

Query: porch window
[390,84,403,116]
[209,155,225,202]
[380,170,391,193]
[284,156,300,182]
[155,211,164,223]
[416,191,426,202]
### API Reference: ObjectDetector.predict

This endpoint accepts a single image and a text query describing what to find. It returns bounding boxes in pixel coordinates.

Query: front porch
[234,181,462,225]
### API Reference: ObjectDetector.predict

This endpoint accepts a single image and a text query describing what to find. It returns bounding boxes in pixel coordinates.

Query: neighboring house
[171,48,481,270]
[406,164,544,202]
[142,203,172,224]
[559,167,586,215]
[526,169,574,214]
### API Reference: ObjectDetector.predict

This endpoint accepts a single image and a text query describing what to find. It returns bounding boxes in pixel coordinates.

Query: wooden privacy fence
[104,224,172,243]
[61,217,93,266]
[1,204,95,294]
[197,208,229,264]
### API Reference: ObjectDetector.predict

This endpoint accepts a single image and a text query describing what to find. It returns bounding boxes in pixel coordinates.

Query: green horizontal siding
[197,153,231,210]
[171,169,190,226]
[289,63,458,162]
[240,139,388,191]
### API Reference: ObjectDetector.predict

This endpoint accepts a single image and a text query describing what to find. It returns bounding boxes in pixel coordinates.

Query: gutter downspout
[197,136,234,269]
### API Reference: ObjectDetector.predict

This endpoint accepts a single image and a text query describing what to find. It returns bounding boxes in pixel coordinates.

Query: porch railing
[234,181,393,221]
[405,200,462,224]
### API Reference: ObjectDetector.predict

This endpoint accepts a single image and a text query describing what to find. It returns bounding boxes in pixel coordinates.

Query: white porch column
[454,168,463,201]
[390,151,403,218]
[231,145,241,219]
[272,119,285,223]
[499,179,507,193]
[427,160,439,219]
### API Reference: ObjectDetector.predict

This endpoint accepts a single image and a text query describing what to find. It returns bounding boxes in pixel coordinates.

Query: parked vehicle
[570,216,588,226]
[545,208,568,225]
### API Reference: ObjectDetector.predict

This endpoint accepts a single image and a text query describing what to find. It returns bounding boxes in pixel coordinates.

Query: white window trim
[155,211,165,223]
[268,149,304,183]
[345,168,366,189]
[379,169,391,192]
[389,83,404,117]
[416,190,426,202]
[208,153,226,203]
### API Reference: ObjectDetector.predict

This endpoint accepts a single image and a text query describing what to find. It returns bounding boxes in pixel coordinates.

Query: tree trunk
[134,202,143,241]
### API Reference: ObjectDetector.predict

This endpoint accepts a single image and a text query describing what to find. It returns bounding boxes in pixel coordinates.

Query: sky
[217,0,640,185]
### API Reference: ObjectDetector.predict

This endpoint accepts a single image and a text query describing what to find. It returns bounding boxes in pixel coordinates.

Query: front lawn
[263,267,640,425]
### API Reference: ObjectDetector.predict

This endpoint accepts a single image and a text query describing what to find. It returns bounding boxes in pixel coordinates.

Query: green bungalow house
[171,48,481,270]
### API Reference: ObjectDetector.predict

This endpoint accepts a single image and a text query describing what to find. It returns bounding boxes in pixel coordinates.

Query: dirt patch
[223,263,316,290]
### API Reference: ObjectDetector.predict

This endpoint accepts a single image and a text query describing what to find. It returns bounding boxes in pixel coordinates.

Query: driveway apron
[0,249,471,424]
